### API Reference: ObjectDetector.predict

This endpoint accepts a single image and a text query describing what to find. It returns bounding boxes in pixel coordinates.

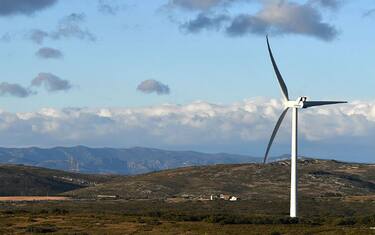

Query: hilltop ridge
[66,158,375,201]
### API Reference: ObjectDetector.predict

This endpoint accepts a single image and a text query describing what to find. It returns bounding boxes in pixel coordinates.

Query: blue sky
[0,0,374,162]
[0,0,374,111]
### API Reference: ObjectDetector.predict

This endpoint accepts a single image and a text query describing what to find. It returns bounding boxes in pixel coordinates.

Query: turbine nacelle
[285,97,307,109]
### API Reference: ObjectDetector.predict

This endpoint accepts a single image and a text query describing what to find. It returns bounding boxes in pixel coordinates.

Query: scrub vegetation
[0,159,374,234]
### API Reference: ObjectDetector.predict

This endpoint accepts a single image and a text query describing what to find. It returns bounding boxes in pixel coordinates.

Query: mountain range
[0,146,260,175]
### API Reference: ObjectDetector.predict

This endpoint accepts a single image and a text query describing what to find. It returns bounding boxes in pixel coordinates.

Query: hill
[0,146,258,175]
[67,159,375,201]
[0,164,116,196]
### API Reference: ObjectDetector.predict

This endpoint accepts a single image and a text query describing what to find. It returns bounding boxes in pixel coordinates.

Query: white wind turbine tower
[264,36,347,218]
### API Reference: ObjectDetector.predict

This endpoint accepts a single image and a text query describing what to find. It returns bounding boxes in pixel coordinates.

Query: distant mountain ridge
[0,146,259,175]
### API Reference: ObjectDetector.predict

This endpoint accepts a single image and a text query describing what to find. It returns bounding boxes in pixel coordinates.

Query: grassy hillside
[67,159,375,201]
[0,164,116,196]
[2,158,374,201]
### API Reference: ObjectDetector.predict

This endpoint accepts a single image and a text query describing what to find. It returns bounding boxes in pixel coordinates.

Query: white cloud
[0,82,34,98]
[0,98,374,161]
[167,0,229,11]
[35,47,63,59]
[137,80,170,95]
[226,1,338,41]
[171,0,339,41]
[27,13,96,45]
[0,0,57,16]
[31,73,72,92]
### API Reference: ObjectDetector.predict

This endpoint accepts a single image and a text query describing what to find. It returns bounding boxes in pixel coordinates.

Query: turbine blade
[264,108,289,164]
[266,36,289,101]
[303,101,347,108]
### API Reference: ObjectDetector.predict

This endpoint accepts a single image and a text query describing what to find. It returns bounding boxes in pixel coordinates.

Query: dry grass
[1,212,375,235]
[0,196,70,202]
[0,198,374,234]
[343,195,375,202]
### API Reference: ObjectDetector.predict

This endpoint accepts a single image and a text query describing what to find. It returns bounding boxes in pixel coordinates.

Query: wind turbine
[264,36,347,218]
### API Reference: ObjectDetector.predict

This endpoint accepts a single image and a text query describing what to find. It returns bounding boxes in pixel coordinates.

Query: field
[1,213,374,235]
[1,198,375,234]
[0,160,374,234]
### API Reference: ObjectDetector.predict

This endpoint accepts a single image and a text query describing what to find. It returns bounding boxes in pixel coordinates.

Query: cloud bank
[0,99,374,161]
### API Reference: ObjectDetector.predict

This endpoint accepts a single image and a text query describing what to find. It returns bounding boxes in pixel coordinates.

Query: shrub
[39,209,49,214]
[300,217,325,226]
[26,225,58,233]
[359,215,375,226]
[279,217,299,224]
[270,232,282,235]
[335,217,357,226]
[52,208,69,215]
[2,210,14,215]
[147,211,162,217]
